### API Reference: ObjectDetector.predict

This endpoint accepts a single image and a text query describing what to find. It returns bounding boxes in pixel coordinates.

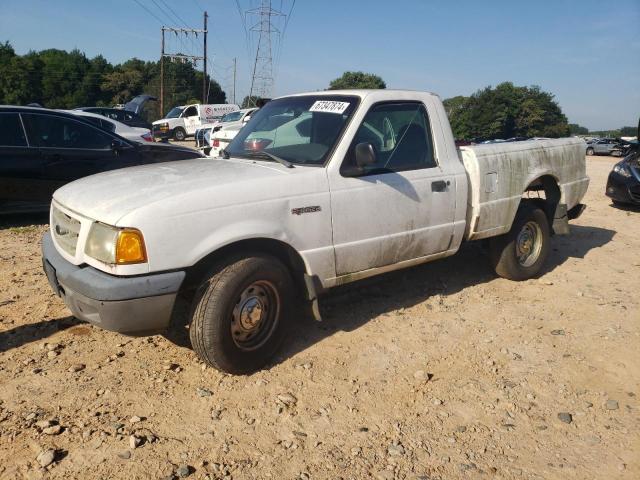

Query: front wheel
[489,203,550,281]
[173,127,187,141]
[586,147,594,156]
[189,254,293,374]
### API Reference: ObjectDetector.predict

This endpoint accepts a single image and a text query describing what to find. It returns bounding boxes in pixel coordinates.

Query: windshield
[165,106,184,119]
[221,111,243,122]
[225,95,359,166]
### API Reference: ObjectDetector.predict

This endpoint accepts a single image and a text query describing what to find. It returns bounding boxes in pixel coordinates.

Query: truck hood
[53,158,289,225]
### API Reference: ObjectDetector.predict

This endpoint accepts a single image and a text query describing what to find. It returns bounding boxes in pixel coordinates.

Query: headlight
[613,163,632,178]
[84,223,147,265]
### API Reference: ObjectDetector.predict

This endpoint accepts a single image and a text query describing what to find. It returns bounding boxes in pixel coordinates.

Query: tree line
[0,41,225,121]
[1,43,629,139]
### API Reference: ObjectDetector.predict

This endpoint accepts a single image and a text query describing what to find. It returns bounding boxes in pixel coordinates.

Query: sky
[1,0,639,130]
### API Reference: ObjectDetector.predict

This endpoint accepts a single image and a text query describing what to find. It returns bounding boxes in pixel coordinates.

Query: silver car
[586,138,620,156]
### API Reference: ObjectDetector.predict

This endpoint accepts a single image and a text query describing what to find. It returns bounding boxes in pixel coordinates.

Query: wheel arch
[183,237,311,298]
[522,173,562,233]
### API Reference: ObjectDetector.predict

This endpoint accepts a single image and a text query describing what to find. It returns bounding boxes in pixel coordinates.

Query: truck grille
[51,205,81,256]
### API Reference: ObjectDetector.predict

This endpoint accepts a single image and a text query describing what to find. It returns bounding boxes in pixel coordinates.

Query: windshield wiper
[247,150,294,168]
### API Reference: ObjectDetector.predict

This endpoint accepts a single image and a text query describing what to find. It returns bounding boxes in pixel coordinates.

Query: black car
[74,107,152,130]
[0,106,203,213]
[606,144,640,206]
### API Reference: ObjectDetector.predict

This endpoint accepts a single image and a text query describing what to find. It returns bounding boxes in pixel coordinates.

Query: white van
[153,103,240,141]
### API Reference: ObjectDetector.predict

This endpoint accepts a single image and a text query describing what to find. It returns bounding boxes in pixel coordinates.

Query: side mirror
[355,142,377,168]
[342,143,377,177]
[243,116,251,123]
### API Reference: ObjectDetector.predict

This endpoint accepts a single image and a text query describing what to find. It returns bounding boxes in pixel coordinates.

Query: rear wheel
[189,254,293,374]
[489,203,550,281]
[586,147,594,156]
[173,127,186,141]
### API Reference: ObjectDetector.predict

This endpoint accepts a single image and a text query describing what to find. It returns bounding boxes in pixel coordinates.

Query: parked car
[195,108,258,155]
[74,107,151,130]
[67,110,153,143]
[41,90,589,374]
[209,123,244,158]
[606,144,640,206]
[0,106,203,213]
[586,138,619,156]
[152,103,240,141]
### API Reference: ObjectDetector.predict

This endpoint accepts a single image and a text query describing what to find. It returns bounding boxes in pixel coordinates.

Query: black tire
[173,127,187,141]
[189,254,293,374]
[586,147,594,156]
[489,203,550,281]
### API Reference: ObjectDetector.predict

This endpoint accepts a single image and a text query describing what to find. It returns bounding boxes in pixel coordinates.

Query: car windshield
[225,95,359,166]
[221,111,243,122]
[165,107,184,119]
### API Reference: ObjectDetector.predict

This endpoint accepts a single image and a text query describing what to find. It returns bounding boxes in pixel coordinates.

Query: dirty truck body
[42,90,589,373]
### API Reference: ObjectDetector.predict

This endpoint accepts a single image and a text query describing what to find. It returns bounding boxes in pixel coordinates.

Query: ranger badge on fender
[291,206,322,216]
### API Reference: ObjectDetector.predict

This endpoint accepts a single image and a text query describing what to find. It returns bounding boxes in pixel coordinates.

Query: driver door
[21,113,136,197]
[328,102,457,276]
[182,106,200,135]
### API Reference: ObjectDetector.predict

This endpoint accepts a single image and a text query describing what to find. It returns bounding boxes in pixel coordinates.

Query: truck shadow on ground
[0,316,81,353]
[163,224,615,368]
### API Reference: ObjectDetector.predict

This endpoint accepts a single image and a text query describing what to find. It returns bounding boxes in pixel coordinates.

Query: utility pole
[160,27,165,116]
[203,11,208,104]
[247,0,285,105]
[232,57,237,105]
[159,14,208,112]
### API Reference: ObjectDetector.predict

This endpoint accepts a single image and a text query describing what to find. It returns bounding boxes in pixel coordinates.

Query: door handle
[431,180,450,192]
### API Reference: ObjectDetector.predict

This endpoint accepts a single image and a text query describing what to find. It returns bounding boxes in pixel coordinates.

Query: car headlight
[613,163,632,178]
[84,223,147,265]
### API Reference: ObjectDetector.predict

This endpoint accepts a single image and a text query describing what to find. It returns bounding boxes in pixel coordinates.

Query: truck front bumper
[41,232,185,335]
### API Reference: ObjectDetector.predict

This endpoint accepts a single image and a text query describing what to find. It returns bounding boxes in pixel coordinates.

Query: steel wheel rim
[230,280,280,351]
[516,221,543,267]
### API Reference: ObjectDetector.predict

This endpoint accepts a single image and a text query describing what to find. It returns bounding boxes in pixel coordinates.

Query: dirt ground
[0,155,638,480]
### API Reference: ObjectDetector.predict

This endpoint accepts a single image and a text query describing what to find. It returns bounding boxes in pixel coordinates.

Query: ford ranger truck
[42,90,589,374]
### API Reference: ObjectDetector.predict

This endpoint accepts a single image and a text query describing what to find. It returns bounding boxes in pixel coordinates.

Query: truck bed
[460,138,589,241]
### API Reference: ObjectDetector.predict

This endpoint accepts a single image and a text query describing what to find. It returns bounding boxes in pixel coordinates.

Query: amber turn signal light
[115,229,147,264]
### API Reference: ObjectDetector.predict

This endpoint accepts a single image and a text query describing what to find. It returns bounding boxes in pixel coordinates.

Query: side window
[183,106,198,117]
[99,119,116,132]
[345,102,436,175]
[104,110,119,121]
[23,114,113,149]
[0,113,28,147]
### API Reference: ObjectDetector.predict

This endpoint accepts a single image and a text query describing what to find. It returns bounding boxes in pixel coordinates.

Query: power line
[131,0,167,25]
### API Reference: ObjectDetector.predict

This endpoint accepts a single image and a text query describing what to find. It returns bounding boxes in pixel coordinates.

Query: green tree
[0,41,228,121]
[328,71,386,90]
[619,126,637,137]
[445,82,569,140]
[443,96,471,139]
[568,123,589,135]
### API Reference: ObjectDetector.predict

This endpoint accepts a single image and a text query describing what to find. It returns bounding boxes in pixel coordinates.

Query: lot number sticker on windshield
[309,101,350,114]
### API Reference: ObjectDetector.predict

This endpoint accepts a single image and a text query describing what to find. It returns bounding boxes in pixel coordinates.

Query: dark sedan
[74,107,152,130]
[606,146,640,206]
[0,106,204,213]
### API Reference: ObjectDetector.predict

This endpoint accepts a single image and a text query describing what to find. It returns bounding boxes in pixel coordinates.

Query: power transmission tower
[247,0,285,105]
[159,12,208,116]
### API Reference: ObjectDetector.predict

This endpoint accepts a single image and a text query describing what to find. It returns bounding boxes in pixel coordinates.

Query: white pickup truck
[42,90,589,374]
